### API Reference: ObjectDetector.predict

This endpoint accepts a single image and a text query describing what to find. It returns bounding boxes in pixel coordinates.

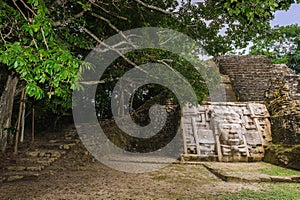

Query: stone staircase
[216,55,291,102]
[0,128,79,183]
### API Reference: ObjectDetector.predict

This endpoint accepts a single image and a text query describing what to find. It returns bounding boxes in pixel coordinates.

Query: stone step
[0,171,40,182]
[25,149,66,158]
[0,128,79,184]
[5,160,56,171]
[39,142,77,150]
[15,157,55,165]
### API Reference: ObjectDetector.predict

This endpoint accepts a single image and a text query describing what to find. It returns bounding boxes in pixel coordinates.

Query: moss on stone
[264,144,300,170]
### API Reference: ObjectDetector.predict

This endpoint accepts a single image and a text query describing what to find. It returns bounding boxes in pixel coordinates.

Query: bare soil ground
[0,128,299,200]
[0,142,266,200]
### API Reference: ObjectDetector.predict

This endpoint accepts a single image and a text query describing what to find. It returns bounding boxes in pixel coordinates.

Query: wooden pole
[31,104,35,144]
[14,87,25,155]
[20,93,26,143]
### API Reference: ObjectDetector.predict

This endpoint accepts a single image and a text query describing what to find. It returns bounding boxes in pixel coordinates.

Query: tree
[0,1,82,152]
[250,24,300,73]
[0,0,299,152]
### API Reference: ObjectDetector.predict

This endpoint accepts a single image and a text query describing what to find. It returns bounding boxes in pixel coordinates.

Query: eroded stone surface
[264,145,300,170]
[181,102,272,162]
[265,70,300,144]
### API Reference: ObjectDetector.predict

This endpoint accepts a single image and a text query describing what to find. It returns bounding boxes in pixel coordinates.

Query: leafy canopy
[1,0,299,111]
[250,24,300,73]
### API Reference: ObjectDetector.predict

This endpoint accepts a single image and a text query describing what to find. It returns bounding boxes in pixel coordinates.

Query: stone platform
[200,162,300,183]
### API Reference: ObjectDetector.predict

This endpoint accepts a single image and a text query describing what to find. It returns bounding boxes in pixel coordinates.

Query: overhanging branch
[133,0,174,16]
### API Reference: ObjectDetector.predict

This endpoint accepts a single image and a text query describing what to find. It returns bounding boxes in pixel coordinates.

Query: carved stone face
[214,110,241,124]
[219,124,243,145]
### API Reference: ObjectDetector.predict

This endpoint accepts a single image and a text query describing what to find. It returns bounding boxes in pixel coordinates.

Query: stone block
[26,166,44,171]
[51,151,61,158]
[36,160,51,167]
[7,175,24,182]
[270,176,292,182]
[26,151,40,157]
[260,176,271,182]
[7,166,26,171]
[291,175,300,182]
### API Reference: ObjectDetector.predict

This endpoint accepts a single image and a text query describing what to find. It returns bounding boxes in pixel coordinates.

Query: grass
[218,162,300,177]
[258,166,300,176]
[149,164,300,199]
[216,183,300,200]
[165,183,300,200]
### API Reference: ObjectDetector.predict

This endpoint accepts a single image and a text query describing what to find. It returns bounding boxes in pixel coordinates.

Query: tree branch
[12,0,27,20]
[90,13,137,49]
[79,26,155,78]
[53,11,86,26]
[32,37,38,49]
[90,13,130,42]
[89,0,128,21]
[19,0,37,17]
[41,28,49,50]
[80,26,136,66]
[0,31,6,44]
[3,25,14,39]
[156,59,195,85]
[133,0,174,16]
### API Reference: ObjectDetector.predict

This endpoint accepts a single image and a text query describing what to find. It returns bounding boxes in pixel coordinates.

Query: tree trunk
[0,72,19,153]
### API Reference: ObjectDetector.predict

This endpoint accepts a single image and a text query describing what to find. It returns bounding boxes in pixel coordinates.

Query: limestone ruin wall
[181,55,299,164]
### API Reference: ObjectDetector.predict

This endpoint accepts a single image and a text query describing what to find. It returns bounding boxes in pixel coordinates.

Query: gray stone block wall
[212,55,300,167]
[216,55,279,101]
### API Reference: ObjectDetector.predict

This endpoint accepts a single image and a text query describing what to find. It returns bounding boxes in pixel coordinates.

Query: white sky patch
[218,24,229,36]
[271,3,300,27]
[192,0,205,4]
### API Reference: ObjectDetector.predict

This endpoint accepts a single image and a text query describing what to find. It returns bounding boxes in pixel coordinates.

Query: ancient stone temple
[215,55,300,147]
[181,102,272,162]
[180,55,300,164]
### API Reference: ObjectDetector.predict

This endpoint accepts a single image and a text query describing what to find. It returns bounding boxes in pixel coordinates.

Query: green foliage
[0,43,82,99]
[0,1,83,108]
[250,24,300,73]
[1,0,299,120]
[223,0,299,21]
